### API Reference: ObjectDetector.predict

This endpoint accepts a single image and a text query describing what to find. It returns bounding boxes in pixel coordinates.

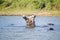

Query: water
[0,16,60,40]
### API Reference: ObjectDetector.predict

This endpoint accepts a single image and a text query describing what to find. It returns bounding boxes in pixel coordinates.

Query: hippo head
[23,15,36,28]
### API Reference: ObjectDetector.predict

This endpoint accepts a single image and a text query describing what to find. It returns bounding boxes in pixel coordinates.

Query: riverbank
[0,10,60,16]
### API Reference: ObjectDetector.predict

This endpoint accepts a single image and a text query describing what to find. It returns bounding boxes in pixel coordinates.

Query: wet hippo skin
[23,15,36,28]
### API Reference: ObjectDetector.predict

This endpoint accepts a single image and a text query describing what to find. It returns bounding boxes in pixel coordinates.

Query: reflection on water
[0,16,60,40]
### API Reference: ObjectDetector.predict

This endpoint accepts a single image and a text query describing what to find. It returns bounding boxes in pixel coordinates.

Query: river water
[0,16,60,40]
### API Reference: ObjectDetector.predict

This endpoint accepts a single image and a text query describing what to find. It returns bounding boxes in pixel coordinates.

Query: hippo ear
[31,15,36,18]
[23,15,28,20]
[34,15,36,18]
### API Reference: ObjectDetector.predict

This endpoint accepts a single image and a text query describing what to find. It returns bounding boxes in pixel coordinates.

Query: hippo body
[23,15,36,28]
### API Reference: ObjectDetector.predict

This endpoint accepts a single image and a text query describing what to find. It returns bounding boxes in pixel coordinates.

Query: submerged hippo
[48,27,54,31]
[23,15,36,28]
[48,23,54,26]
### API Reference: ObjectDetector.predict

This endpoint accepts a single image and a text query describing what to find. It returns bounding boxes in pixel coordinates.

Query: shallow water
[0,16,60,40]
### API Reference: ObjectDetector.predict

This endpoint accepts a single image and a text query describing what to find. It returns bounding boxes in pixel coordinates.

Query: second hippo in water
[48,23,54,26]
[23,15,36,28]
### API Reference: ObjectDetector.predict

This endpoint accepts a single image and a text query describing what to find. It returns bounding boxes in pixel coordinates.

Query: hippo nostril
[31,21,32,22]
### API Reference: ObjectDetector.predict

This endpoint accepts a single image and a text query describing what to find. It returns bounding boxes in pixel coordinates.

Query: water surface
[0,16,60,40]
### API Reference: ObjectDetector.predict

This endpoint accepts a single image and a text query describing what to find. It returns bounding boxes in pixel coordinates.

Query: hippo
[48,27,54,31]
[23,15,36,28]
[48,23,54,26]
